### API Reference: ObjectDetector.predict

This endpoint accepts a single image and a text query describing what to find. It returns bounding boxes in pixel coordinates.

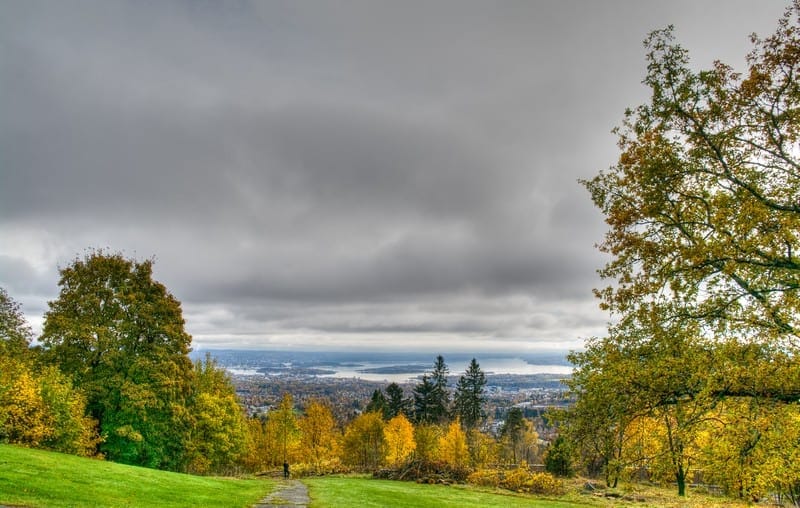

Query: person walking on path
[283,461,290,479]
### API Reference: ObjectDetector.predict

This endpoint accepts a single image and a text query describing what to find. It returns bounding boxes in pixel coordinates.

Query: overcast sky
[0,1,789,353]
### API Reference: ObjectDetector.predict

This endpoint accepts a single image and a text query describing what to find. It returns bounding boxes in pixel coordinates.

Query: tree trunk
[676,463,686,497]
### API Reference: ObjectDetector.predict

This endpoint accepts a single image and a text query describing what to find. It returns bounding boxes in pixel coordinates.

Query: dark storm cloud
[0,0,789,351]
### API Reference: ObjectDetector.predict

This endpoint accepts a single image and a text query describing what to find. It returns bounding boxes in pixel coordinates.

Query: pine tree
[386,382,412,419]
[453,358,487,429]
[544,435,574,477]
[412,375,438,424]
[365,389,389,419]
[430,355,450,424]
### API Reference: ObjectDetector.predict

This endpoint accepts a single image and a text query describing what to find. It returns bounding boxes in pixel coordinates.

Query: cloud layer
[0,0,787,351]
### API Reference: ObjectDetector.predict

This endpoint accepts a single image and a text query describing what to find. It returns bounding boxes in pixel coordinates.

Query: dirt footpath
[252,479,310,507]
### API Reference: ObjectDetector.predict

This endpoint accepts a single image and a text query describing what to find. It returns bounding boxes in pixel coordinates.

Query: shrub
[467,468,502,488]
[467,463,564,496]
[544,435,574,477]
[502,464,533,492]
[526,471,564,495]
[380,459,471,484]
[290,459,350,477]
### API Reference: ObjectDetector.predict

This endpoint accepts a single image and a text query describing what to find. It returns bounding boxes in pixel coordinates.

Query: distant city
[195,349,575,436]
[194,349,573,384]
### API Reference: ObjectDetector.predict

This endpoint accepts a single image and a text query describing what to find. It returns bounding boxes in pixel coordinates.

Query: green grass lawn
[304,475,594,508]
[0,444,274,507]
[303,475,756,508]
[0,444,751,508]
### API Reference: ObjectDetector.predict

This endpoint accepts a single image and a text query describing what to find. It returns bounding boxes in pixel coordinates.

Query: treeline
[243,356,546,476]
[0,251,562,487]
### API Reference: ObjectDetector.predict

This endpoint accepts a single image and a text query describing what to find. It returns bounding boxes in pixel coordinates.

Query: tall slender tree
[413,356,451,424]
[453,358,487,429]
[270,393,300,465]
[412,375,438,424]
[431,355,450,412]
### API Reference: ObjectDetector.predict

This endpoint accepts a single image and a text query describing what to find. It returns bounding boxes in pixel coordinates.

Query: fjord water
[220,350,572,383]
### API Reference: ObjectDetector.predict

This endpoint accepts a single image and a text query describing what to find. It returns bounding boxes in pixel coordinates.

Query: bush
[502,465,533,492]
[290,459,350,477]
[544,436,574,477]
[467,463,564,495]
[378,459,471,484]
[467,468,502,488]
[526,471,564,495]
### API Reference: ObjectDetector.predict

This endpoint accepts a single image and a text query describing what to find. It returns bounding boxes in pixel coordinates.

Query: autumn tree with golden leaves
[570,2,800,498]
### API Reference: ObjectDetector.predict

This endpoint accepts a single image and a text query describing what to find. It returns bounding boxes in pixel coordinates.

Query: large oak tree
[41,251,194,470]
[569,2,800,498]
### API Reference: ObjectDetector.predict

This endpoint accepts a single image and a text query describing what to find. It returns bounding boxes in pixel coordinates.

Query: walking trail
[253,479,310,507]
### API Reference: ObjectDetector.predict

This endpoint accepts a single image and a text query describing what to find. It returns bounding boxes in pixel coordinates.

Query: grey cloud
[0,0,789,350]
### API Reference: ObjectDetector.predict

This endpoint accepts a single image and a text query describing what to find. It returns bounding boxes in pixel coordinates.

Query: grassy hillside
[1,444,753,508]
[304,476,589,507]
[304,475,755,508]
[0,444,273,508]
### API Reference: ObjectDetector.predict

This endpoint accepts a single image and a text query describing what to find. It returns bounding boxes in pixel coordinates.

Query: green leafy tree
[40,251,194,470]
[453,358,487,429]
[565,315,714,493]
[466,428,498,469]
[545,436,574,477]
[559,342,635,487]
[581,6,800,399]
[412,423,440,463]
[0,287,32,359]
[37,365,100,456]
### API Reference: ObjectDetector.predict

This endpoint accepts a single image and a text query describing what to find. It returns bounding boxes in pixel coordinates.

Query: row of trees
[0,254,547,478]
[364,356,487,429]
[562,3,800,504]
[244,393,545,474]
